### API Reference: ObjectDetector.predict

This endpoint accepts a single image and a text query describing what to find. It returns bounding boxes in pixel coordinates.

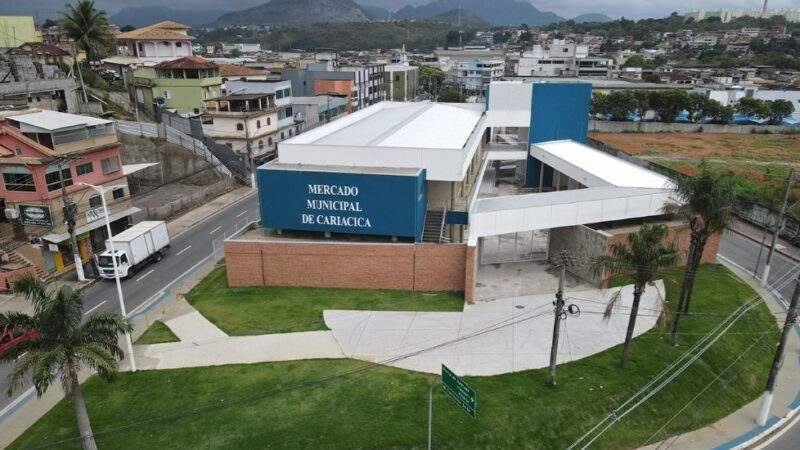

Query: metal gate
[480,230,549,265]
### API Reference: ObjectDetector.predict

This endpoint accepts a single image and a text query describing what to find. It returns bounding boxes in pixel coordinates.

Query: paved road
[0,192,258,410]
[718,230,800,450]
[717,230,799,300]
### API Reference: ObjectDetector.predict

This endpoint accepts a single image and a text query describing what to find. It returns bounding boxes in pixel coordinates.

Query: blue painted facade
[258,166,427,242]
[525,83,592,187]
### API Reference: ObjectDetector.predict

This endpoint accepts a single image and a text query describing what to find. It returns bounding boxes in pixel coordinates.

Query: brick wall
[464,245,476,302]
[224,240,468,294]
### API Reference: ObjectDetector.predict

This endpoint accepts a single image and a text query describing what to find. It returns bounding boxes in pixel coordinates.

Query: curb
[170,189,256,240]
[716,255,800,449]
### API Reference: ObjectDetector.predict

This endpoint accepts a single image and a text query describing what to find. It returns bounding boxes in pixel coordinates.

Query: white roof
[9,110,112,132]
[531,140,673,190]
[286,102,484,150]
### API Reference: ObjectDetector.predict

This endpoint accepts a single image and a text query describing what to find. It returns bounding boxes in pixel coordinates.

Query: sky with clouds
[7,0,798,21]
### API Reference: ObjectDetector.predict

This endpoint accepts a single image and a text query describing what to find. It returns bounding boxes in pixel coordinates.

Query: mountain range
[104,0,608,29]
[213,0,370,27]
[394,0,563,26]
[109,6,226,27]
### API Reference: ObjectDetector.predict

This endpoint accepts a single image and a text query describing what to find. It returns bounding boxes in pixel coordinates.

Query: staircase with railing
[422,205,449,243]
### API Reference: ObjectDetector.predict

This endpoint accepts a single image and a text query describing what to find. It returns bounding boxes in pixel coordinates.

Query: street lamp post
[78,182,136,372]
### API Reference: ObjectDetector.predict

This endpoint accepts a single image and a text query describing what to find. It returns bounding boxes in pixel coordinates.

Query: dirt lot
[589,132,800,181]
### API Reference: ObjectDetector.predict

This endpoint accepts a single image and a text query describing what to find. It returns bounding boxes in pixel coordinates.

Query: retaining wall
[588,120,796,134]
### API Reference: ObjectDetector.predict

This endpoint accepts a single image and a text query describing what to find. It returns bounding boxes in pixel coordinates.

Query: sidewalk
[0,185,254,448]
[641,260,800,450]
[0,186,253,316]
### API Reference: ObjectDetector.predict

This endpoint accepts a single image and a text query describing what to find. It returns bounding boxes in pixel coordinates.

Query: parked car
[0,328,37,354]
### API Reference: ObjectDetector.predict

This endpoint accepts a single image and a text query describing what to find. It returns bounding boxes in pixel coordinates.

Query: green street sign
[441,364,476,419]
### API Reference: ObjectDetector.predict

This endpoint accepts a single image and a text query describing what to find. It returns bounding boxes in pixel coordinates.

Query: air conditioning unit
[4,208,19,220]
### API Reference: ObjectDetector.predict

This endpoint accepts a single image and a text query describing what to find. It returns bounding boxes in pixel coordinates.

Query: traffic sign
[441,364,476,419]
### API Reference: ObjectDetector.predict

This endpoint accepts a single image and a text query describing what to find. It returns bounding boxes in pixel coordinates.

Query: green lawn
[10,264,779,449]
[134,321,179,345]
[184,267,465,335]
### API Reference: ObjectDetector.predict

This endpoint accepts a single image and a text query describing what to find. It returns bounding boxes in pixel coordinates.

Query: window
[76,162,93,176]
[395,75,400,81]
[256,120,261,129]
[202,116,214,125]
[100,156,120,174]
[237,123,244,131]
[268,137,273,146]
[258,140,264,149]
[267,117,271,126]
[112,187,125,200]
[194,108,200,114]
[276,90,284,99]
[2,166,35,192]
[14,146,21,156]
[176,42,182,48]
[89,194,102,208]
[45,165,73,191]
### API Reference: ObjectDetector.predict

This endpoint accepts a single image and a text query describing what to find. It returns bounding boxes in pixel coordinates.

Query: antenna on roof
[458,1,463,48]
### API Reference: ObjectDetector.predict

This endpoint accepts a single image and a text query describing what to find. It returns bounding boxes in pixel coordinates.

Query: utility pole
[761,169,795,287]
[548,250,576,386]
[243,111,255,188]
[757,270,799,426]
[55,156,85,281]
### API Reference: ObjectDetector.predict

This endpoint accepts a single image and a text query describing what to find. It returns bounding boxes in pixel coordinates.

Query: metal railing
[164,127,234,178]
[211,218,258,262]
[116,120,158,138]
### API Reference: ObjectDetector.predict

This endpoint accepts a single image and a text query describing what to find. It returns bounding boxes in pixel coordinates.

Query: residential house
[132,55,222,114]
[114,21,194,66]
[5,42,73,67]
[0,109,137,275]
[282,52,385,112]
[0,55,79,113]
[0,16,37,49]
[210,79,300,156]
[517,42,612,78]
[292,95,348,129]
[202,92,278,162]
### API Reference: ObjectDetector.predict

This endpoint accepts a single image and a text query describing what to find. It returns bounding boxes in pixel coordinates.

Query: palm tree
[0,275,132,450]
[592,223,680,368]
[664,163,735,343]
[60,0,113,60]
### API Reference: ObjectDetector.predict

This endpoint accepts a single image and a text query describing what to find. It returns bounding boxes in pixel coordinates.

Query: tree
[413,62,445,96]
[229,48,242,58]
[664,163,735,343]
[651,89,689,123]
[592,223,680,368]
[60,0,113,60]
[606,90,638,121]
[119,24,135,32]
[590,92,609,116]
[42,18,59,28]
[0,275,132,450]
[643,73,661,83]
[623,55,648,68]
[438,86,465,102]
[687,92,710,122]
[736,97,770,118]
[768,99,795,125]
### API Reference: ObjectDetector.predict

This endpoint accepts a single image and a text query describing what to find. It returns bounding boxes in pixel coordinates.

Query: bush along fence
[586,137,800,246]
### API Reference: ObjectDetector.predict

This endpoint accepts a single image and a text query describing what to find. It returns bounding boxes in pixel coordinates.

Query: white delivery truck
[97,221,171,279]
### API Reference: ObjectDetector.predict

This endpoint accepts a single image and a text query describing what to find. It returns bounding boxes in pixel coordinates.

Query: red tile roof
[154,55,218,69]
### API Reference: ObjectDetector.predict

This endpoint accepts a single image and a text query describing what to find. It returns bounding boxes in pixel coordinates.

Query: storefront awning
[123,163,160,175]
[41,207,142,243]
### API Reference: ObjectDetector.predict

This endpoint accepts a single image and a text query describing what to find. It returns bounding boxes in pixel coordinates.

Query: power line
[566,260,800,449]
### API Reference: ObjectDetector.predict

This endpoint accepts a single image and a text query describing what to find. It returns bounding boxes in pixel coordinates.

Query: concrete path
[134,302,344,370]
[325,282,665,376]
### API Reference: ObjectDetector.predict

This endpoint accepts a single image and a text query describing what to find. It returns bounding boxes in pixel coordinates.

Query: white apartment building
[450,60,505,94]
[685,8,800,23]
[517,41,611,78]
